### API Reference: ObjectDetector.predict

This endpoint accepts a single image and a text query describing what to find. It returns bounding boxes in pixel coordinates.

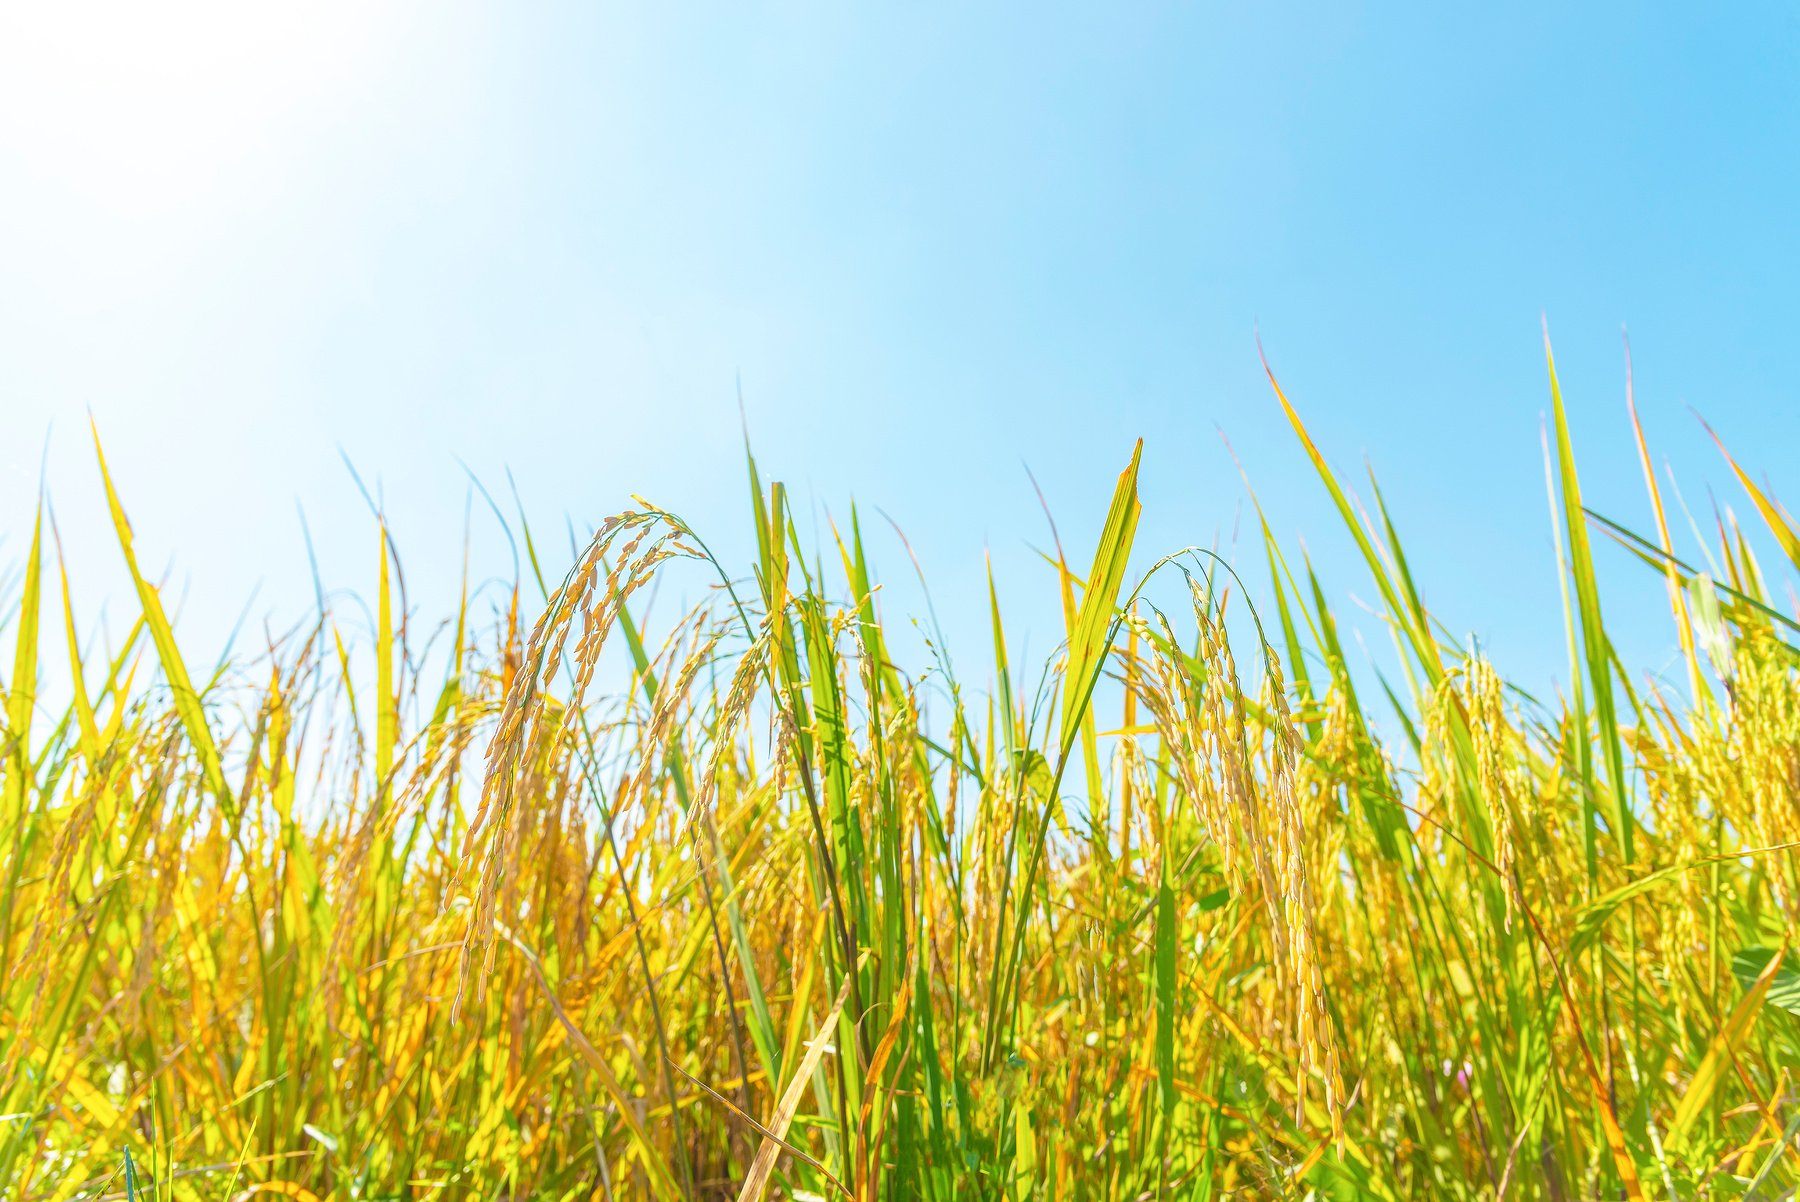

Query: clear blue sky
[3,2,1796,697]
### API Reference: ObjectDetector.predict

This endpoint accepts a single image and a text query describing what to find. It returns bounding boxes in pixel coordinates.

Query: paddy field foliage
[3,343,1799,1199]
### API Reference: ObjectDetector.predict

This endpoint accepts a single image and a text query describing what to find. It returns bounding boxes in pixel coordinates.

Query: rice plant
[3,342,1798,1199]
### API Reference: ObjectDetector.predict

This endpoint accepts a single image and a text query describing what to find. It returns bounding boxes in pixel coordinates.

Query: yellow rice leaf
[1060,440,1142,759]
[736,971,852,1202]
[1705,418,1800,574]
[4,503,41,818]
[233,1183,325,1202]
[1667,936,1789,1154]
[52,527,100,765]
[92,422,232,810]
[375,521,396,803]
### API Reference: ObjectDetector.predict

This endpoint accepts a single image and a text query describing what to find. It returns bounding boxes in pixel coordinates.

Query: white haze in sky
[3,2,1797,712]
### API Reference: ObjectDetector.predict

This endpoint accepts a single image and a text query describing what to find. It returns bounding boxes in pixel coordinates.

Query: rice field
[4,344,1798,1200]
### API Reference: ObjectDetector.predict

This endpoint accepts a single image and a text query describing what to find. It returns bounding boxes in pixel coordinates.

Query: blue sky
[2,2,1796,698]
